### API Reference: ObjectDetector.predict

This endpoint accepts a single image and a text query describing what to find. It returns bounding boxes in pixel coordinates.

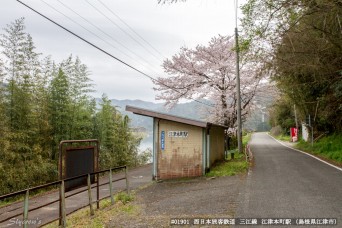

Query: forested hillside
[241,0,342,134]
[0,18,144,195]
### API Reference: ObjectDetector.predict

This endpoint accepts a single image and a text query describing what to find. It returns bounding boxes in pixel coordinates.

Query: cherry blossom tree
[154,35,260,127]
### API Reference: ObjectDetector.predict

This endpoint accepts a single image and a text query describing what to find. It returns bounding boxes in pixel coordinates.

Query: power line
[55,0,162,75]
[96,0,167,60]
[16,0,214,108]
[39,0,129,63]
[85,0,163,64]
[41,0,160,75]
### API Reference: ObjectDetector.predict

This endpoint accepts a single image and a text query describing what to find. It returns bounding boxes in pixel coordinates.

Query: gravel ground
[107,174,247,227]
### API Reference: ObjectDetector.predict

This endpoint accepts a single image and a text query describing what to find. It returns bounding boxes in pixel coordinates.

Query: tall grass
[296,134,342,163]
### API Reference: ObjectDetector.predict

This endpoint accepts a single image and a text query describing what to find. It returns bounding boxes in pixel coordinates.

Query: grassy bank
[43,192,136,228]
[295,134,342,164]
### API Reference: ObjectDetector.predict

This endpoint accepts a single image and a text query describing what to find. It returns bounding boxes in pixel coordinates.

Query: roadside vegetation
[275,134,291,142]
[242,132,252,147]
[296,134,342,164]
[245,0,342,135]
[270,129,342,165]
[205,157,248,177]
[270,125,292,141]
[43,192,136,228]
[206,133,251,177]
[243,0,341,158]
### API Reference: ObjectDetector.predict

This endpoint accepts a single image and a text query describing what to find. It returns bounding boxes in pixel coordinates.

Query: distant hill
[96,95,275,133]
[95,99,209,150]
[108,99,207,132]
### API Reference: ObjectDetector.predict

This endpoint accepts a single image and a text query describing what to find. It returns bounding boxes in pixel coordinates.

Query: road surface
[236,133,342,226]
[0,164,152,227]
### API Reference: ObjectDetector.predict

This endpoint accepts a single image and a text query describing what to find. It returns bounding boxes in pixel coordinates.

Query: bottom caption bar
[170,218,338,226]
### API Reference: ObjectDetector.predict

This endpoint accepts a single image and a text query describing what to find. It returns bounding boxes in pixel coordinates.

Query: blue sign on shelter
[161,131,165,150]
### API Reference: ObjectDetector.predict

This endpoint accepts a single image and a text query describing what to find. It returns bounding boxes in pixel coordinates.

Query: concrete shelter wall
[209,125,225,166]
[157,119,203,179]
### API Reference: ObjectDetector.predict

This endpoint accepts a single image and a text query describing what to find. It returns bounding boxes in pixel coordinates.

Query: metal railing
[0,165,130,228]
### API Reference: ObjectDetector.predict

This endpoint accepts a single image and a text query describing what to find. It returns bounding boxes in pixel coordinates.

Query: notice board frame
[59,139,100,209]
[64,146,95,191]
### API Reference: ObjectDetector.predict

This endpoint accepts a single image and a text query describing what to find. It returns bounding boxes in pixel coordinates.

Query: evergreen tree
[0,18,57,193]
[0,58,10,194]
[96,94,142,168]
[96,94,117,169]
[32,56,53,159]
[60,55,94,139]
[0,17,27,130]
[0,18,143,195]
[49,68,71,160]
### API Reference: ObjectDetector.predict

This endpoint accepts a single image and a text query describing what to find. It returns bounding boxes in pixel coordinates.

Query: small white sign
[168,131,188,138]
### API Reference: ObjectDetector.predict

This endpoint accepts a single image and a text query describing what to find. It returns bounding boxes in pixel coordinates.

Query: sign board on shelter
[168,131,188,138]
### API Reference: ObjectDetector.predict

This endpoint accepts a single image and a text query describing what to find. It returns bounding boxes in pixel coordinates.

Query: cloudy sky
[0,0,246,102]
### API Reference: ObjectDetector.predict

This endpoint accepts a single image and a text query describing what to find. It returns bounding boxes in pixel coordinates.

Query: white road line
[266,133,342,172]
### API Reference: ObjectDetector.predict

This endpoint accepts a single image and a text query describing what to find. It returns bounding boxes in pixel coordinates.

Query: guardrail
[0,165,130,228]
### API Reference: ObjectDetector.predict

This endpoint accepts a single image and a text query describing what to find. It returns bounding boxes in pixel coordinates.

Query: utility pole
[308,114,313,147]
[235,0,242,153]
[294,104,298,130]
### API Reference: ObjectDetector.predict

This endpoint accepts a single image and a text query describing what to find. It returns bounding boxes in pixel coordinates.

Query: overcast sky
[0,0,246,102]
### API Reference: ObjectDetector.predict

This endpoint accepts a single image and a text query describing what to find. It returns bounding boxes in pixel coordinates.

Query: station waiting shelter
[126,105,227,180]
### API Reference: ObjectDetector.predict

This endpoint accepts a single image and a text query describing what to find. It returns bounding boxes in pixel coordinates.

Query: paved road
[236,133,342,226]
[0,164,152,227]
